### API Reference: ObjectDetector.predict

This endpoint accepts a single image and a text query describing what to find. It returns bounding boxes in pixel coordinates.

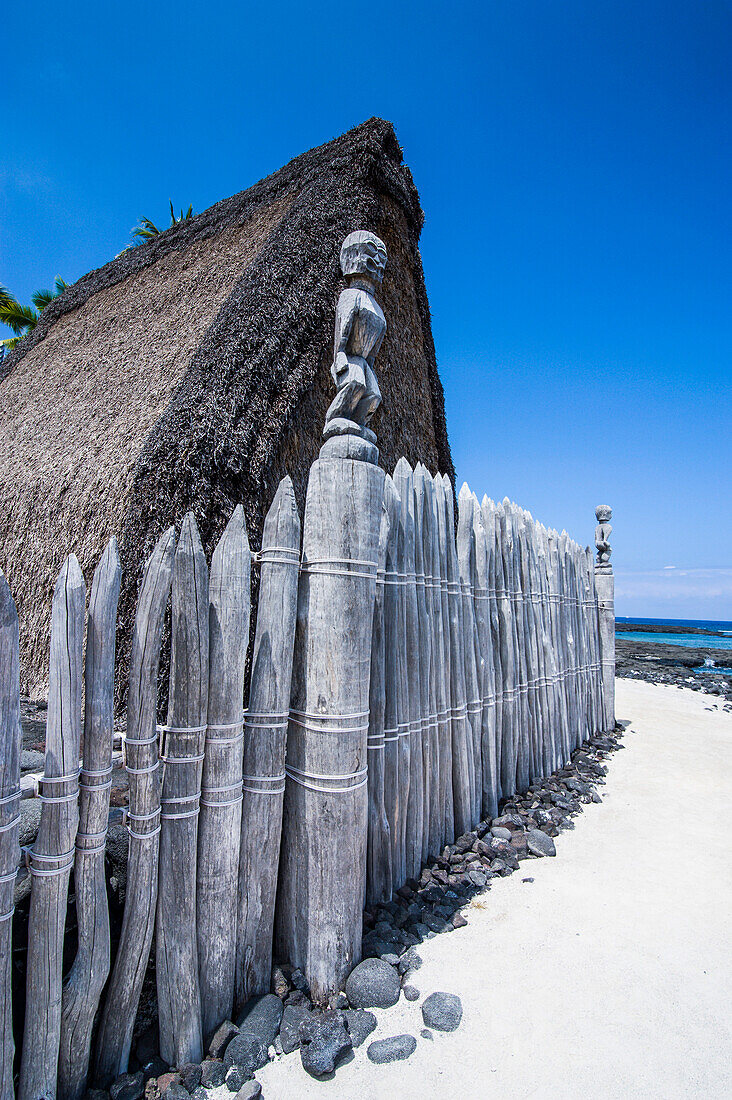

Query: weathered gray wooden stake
[59,540,121,1100]
[415,464,440,859]
[95,527,174,1083]
[433,474,454,846]
[19,556,85,1100]
[516,510,541,783]
[276,434,384,1004]
[457,486,483,824]
[236,479,300,1008]
[443,477,472,837]
[413,464,434,863]
[471,499,498,818]
[157,513,209,1066]
[508,505,530,793]
[198,506,250,1038]
[394,459,423,880]
[382,475,405,889]
[366,503,392,906]
[481,498,504,804]
[0,570,20,1100]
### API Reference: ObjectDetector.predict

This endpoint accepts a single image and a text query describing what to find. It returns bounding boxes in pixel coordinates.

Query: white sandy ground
[234,680,732,1100]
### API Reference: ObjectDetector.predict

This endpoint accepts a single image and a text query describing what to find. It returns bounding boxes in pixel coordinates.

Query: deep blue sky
[2,1,730,617]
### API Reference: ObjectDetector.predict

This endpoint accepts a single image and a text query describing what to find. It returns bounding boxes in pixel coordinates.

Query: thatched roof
[0,118,454,700]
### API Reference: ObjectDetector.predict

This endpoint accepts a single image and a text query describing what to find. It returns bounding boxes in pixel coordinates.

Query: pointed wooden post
[59,540,121,1100]
[393,459,422,880]
[157,513,209,1066]
[236,479,300,1009]
[413,465,434,864]
[382,476,405,889]
[276,429,384,1003]
[413,464,435,858]
[433,474,454,846]
[197,506,250,1038]
[0,571,20,1100]
[366,503,392,906]
[95,527,175,1083]
[19,556,85,1100]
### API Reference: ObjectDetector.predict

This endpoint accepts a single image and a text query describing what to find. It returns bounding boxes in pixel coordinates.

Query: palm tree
[0,276,68,351]
[130,200,194,244]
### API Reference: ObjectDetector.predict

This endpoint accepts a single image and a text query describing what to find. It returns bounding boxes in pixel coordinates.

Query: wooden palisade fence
[0,232,615,1093]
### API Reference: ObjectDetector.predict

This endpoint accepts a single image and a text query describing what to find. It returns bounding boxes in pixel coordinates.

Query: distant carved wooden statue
[324,231,387,442]
[595,505,612,567]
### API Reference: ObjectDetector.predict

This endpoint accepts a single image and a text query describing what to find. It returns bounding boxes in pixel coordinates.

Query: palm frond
[32,288,55,310]
[54,275,69,295]
[0,299,38,335]
[0,335,23,351]
[131,216,163,243]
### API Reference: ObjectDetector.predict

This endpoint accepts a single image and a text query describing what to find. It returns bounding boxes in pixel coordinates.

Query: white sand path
[253,680,732,1099]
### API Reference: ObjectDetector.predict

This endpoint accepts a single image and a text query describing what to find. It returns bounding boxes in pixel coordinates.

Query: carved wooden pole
[157,513,209,1066]
[236,479,299,1008]
[276,230,387,1001]
[95,527,174,1083]
[594,506,615,730]
[198,506,250,1037]
[0,571,20,1100]
[276,436,383,1001]
[19,556,85,1100]
[366,503,392,907]
[382,475,404,889]
[59,540,121,1100]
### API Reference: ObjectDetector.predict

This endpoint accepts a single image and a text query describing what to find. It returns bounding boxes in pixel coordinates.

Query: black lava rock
[279,1003,312,1054]
[367,1034,417,1064]
[200,1060,226,1088]
[345,958,400,1009]
[421,992,463,1032]
[208,1019,239,1058]
[402,984,420,1001]
[236,993,284,1048]
[110,1072,145,1100]
[177,1065,201,1093]
[527,828,556,857]
[232,1082,261,1100]
[298,1010,353,1077]
[343,1009,377,1048]
[224,1031,269,1076]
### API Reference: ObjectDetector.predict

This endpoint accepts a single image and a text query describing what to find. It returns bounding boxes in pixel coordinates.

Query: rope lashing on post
[301,557,379,581]
[288,709,370,735]
[284,764,368,794]
[240,773,286,796]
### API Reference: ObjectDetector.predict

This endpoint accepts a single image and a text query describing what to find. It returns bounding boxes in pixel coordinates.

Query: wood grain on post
[393,459,422,880]
[19,556,85,1100]
[59,540,121,1100]
[366,503,392,906]
[431,473,453,848]
[382,476,404,890]
[95,527,175,1083]
[481,498,504,806]
[442,476,472,838]
[276,447,384,1003]
[413,465,433,865]
[0,571,20,1100]
[471,498,498,819]
[457,487,482,825]
[236,479,300,1009]
[157,513,209,1067]
[198,506,250,1038]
